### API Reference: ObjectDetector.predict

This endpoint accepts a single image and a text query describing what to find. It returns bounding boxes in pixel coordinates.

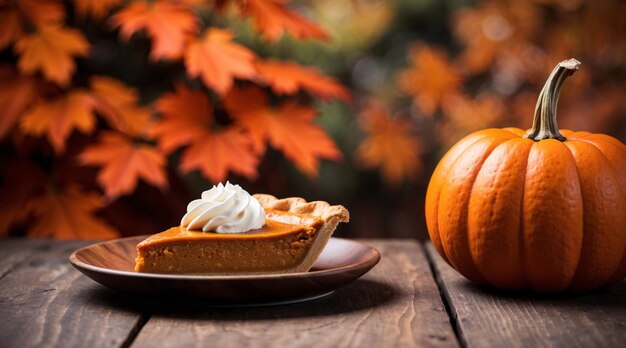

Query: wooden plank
[0,240,147,348]
[425,243,626,348]
[0,239,47,280]
[131,240,458,348]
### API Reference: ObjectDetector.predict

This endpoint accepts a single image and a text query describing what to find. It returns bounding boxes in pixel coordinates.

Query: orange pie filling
[135,210,325,275]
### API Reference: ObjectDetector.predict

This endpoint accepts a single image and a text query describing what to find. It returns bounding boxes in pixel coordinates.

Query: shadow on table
[81,277,401,320]
[461,277,625,298]
[453,277,626,311]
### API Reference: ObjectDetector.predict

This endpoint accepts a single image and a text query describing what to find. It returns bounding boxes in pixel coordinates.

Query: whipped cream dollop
[181,182,266,233]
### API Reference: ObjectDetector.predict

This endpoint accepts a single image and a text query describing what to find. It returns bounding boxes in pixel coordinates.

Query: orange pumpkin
[425,59,626,292]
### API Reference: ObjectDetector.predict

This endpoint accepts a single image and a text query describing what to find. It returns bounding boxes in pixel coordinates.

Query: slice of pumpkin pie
[135,182,349,275]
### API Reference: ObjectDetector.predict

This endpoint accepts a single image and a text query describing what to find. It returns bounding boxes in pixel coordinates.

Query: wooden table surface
[1,239,625,348]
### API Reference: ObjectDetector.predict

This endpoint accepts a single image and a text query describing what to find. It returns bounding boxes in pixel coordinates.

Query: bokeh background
[1,0,625,240]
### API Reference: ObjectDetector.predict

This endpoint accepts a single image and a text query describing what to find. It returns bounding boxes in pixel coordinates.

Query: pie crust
[253,194,350,273]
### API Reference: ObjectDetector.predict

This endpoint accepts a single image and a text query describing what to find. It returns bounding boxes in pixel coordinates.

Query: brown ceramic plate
[70,236,380,306]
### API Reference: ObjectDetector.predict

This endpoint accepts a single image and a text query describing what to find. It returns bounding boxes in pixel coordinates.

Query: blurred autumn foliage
[0,0,349,239]
[1,0,625,240]
[347,0,625,238]
[361,0,626,186]
[396,0,626,147]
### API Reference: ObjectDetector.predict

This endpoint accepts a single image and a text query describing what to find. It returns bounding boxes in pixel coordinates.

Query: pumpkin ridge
[437,139,487,268]
[574,137,626,286]
[577,136,626,159]
[468,137,533,288]
[522,140,583,291]
[567,131,591,138]
[575,133,626,153]
[517,140,532,290]
[438,132,514,283]
[501,127,526,137]
[426,132,491,263]
[580,138,626,285]
[576,138,626,192]
[605,240,626,285]
[565,141,626,291]
[574,138,626,193]
[563,141,586,291]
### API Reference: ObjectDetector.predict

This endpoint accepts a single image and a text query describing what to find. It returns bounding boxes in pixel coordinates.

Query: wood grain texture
[0,240,147,348]
[130,240,458,348]
[425,243,626,348]
[0,239,46,280]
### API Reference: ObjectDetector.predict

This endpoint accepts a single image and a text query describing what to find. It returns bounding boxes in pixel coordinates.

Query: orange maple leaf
[90,76,151,136]
[19,0,66,25]
[151,84,212,153]
[0,66,37,139]
[111,1,198,61]
[179,127,259,183]
[20,90,96,153]
[355,100,422,186]
[184,28,256,95]
[14,24,89,86]
[224,86,342,177]
[79,132,168,200]
[0,0,66,50]
[396,44,462,117]
[452,2,540,74]
[0,10,23,49]
[27,185,119,239]
[72,0,122,20]
[151,84,259,182]
[0,161,45,235]
[237,0,329,42]
[440,94,505,145]
[254,59,351,102]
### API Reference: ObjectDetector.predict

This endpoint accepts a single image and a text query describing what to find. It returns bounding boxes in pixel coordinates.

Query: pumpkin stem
[525,58,580,142]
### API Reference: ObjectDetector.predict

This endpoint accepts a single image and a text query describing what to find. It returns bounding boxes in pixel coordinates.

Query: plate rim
[69,235,381,281]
